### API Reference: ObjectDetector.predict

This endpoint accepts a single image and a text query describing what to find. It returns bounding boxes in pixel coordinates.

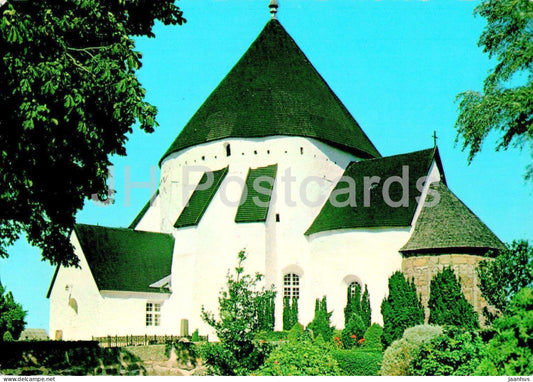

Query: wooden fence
[92,334,208,348]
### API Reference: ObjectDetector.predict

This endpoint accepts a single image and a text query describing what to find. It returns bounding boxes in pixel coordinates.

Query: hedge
[332,349,383,376]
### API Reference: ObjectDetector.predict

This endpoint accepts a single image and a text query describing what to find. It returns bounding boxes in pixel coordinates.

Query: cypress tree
[428,267,479,330]
[344,283,362,326]
[380,271,425,347]
[360,285,372,328]
[283,297,291,330]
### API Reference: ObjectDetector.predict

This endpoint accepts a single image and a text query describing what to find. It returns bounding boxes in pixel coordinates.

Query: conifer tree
[344,283,362,326]
[307,296,333,341]
[428,267,479,330]
[360,286,372,328]
[381,271,425,347]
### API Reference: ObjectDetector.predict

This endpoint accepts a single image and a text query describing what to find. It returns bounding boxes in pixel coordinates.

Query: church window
[284,273,300,300]
[276,213,280,222]
[225,144,231,157]
[202,156,205,161]
[267,150,270,154]
[348,281,361,299]
[146,302,161,326]
[300,147,304,155]
[254,150,257,155]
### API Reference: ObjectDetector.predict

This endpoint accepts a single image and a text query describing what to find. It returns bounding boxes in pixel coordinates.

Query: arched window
[284,273,300,300]
[348,281,362,299]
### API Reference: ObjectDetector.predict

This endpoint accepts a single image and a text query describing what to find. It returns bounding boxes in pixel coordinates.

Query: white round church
[48,16,504,340]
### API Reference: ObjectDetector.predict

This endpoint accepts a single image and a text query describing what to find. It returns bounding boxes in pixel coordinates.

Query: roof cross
[269,0,278,19]
[432,130,438,147]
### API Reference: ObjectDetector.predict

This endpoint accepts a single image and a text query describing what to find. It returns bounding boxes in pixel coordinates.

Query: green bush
[255,330,287,342]
[477,240,533,324]
[282,297,299,331]
[379,325,443,376]
[0,282,26,341]
[307,297,334,341]
[332,349,383,376]
[287,323,307,343]
[476,287,533,376]
[256,336,340,376]
[191,329,199,342]
[381,271,425,348]
[409,327,485,376]
[201,251,275,375]
[344,283,371,328]
[341,314,366,349]
[428,267,479,330]
[361,324,383,352]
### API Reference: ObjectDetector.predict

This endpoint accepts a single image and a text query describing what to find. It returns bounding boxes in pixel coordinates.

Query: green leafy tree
[361,323,384,352]
[477,240,533,323]
[0,281,26,340]
[0,0,185,265]
[409,327,486,376]
[381,271,425,347]
[455,0,533,181]
[201,250,276,375]
[476,287,533,376]
[428,267,479,330]
[307,296,333,341]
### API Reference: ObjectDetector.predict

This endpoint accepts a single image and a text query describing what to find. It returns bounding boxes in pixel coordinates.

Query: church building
[48,7,504,340]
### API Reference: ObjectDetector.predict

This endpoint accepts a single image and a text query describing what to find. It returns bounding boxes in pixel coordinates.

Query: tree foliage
[344,282,371,328]
[475,287,533,376]
[381,271,425,347]
[477,240,533,323]
[409,327,486,376]
[455,0,533,180]
[428,267,479,330]
[0,281,26,340]
[282,297,298,331]
[0,0,185,265]
[201,250,275,375]
[307,296,333,342]
[341,314,366,349]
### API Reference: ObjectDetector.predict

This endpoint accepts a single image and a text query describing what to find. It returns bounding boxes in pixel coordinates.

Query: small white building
[48,17,504,340]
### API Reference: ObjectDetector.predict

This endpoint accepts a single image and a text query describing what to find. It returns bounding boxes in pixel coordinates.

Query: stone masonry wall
[402,254,491,325]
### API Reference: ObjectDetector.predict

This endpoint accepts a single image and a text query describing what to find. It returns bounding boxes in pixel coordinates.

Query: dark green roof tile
[160,20,380,164]
[74,224,174,294]
[174,167,228,228]
[306,148,439,235]
[235,164,278,223]
[400,182,505,255]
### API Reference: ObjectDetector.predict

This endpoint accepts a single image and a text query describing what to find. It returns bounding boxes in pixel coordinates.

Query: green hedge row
[332,349,383,376]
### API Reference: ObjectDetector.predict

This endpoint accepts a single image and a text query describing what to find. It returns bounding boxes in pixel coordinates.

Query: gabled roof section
[235,164,278,223]
[305,148,438,235]
[400,182,505,256]
[174,166,228,228]
[160,19,380,164]
[74,224,174,294]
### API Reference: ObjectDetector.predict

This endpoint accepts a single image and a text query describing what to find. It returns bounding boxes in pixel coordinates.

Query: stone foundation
[402,254,491,325]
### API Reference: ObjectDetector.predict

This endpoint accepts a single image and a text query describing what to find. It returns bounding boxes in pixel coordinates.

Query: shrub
[409,327,486,376]
[282,297,299,331]
[0,282,26,341]
[201,250,275,375]
[191,329,199,342]
[361,324,383,352]
[344,283,371,328]
[477,240,533,324]
[258,293,276,332]
[341,314,366,349]
[332,349,383,376]
[255,330,287,342]
[476,287,533,376]
[381,271,425,348]
[307,297,334,341]
[379,325,443,376]
[287,323,307,343]
[428,267,478,330]
[256,336,340,376]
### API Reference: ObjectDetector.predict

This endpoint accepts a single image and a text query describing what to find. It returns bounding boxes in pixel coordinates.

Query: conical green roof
[400,182,505,255]
[160,19,380,163]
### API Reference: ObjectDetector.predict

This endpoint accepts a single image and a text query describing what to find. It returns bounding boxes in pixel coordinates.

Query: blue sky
[1,0,531,331]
